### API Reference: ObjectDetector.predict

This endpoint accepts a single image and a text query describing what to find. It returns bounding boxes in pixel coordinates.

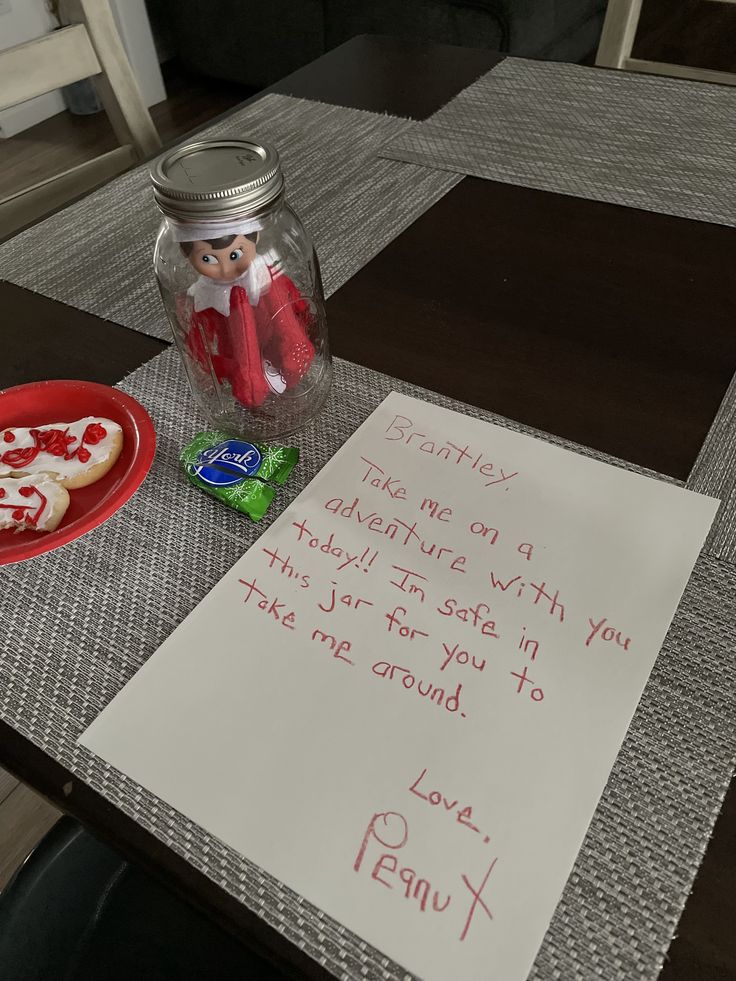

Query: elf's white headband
[168,216,263,244]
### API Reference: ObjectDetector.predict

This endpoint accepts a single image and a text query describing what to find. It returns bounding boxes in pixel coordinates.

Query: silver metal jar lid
[150,140,284,222]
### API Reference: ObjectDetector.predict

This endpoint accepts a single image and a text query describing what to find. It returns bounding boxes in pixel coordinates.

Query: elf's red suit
[184,264,315,409]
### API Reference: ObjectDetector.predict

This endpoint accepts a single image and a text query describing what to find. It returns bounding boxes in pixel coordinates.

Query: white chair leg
[596,0,644,69]
[61,0,161,158]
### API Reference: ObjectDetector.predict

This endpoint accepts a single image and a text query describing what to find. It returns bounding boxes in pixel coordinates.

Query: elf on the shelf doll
[181,229,315,409]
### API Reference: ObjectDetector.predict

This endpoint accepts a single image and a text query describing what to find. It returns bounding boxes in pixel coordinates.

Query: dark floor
[0,61,254,201]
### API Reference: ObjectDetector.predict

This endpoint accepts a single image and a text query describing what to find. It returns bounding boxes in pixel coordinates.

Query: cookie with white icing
[0,474,70,533]
[0,417,123,490]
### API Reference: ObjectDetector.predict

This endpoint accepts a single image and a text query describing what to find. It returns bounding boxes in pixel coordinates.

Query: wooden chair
[0,0,161,238]
[596,0,736,86]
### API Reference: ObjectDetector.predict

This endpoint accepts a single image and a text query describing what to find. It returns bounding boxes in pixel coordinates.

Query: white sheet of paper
[81,392,718,981]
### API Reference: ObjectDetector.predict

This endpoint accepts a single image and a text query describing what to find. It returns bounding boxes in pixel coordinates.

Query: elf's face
[188,234,257,282]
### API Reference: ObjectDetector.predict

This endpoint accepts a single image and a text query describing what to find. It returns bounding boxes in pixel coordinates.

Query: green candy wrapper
[180,431,299,521]
[188,472,275,521]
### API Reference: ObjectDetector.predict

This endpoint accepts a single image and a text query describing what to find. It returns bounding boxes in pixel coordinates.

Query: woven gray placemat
[0,94,458,341]
[380,58,736,227]
[687,371,736,563]
[1,347,733,981]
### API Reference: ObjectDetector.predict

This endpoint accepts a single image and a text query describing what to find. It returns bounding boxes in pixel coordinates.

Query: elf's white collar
[188,251,278,317]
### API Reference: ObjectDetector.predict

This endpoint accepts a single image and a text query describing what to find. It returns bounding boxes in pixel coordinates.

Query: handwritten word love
[409,767,492,844]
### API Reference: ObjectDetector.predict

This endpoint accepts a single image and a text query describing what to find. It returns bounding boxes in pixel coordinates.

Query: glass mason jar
[151,140,332,441]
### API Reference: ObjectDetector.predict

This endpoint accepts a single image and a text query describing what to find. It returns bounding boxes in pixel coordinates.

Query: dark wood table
[2,34,735,981]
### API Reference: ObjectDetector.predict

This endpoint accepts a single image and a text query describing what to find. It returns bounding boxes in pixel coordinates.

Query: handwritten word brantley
[384,414,519,491]
[354,810,497,943]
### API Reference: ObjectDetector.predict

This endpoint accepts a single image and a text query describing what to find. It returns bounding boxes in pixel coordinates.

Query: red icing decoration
[0,421,108,470]
[1,446,39,469]
[0,484,47,527]
[39,428,75,457]
[30,487,47,527]
[83,423,107,444]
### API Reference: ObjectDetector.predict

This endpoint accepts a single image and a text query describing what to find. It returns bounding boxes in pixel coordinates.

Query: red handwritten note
[80,392,718,981]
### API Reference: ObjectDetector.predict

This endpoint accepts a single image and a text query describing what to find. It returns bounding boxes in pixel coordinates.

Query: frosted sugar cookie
[0,474,70,532]
[0,418,123,489]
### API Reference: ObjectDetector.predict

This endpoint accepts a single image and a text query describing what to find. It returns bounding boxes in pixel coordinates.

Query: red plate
[0,380,156,566]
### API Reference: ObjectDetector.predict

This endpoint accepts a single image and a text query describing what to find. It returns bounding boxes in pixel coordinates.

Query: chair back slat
[0,26,101,112]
